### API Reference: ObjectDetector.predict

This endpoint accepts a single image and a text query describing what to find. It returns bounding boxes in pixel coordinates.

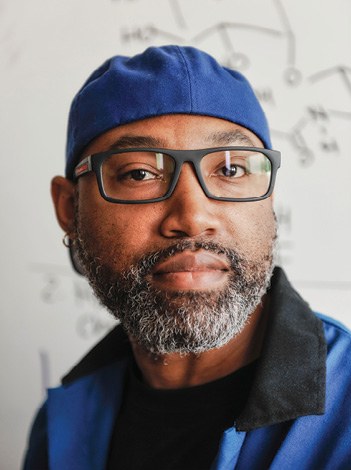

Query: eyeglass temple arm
[74,156,92,179]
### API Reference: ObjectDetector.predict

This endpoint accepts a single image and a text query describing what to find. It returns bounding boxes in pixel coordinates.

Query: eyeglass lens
[101,150,272,201]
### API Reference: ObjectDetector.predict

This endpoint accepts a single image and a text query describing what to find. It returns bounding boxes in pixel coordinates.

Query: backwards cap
[65,45,271,179]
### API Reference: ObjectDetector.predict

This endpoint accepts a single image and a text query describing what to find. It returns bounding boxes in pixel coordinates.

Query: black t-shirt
[107,359,257,470]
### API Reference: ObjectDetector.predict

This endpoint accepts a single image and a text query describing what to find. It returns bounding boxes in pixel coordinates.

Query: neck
[129,295,269,389]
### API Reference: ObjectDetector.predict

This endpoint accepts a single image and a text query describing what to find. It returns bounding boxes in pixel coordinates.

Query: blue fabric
[23,315,351,470]
[47,360,127,470]
[65,45,272,179]
[233,319,351,470]
[210,427,246,470]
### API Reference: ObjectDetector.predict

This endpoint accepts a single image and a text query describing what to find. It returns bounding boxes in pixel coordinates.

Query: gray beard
[74,233,277,355]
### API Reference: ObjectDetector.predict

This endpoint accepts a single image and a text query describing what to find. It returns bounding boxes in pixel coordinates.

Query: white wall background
[1,0,350,468]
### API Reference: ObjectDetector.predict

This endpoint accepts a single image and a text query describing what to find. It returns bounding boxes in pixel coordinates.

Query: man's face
[74,115,277,354]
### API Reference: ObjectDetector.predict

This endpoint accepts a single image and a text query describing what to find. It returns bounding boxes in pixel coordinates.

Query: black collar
[236,267,326,430]
[62,267,326,431]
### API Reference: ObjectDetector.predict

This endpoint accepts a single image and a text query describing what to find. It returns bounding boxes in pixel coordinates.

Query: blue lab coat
[23,268,351,470]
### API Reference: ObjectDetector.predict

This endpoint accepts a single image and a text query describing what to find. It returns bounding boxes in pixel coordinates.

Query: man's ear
[51,176,76,234]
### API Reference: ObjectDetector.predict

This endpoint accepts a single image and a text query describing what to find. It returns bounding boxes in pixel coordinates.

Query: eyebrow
[107,135,167,150]
[206,130,257,147]
[106,129,257,152]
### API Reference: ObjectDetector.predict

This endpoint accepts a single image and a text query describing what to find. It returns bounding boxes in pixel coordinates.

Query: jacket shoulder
[22,404,49,470]
[317,313,351,336]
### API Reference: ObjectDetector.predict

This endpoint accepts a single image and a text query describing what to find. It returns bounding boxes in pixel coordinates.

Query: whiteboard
[1,0,350,468]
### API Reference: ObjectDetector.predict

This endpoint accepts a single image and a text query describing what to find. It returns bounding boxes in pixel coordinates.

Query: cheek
[77,187,164,268]
[223,201,276,256]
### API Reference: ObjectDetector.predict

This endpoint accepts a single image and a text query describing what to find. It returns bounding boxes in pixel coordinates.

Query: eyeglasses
[74,147,281,204]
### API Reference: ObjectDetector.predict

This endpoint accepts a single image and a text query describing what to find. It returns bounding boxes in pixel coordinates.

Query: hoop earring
[62,233,75,248]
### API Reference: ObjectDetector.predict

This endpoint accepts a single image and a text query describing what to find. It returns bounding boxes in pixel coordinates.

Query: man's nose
[159,163,222,238]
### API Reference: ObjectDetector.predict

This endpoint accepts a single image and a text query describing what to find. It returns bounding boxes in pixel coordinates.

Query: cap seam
[175,46,193,112]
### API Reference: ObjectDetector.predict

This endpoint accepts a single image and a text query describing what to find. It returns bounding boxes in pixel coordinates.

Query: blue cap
[65,45,271,179]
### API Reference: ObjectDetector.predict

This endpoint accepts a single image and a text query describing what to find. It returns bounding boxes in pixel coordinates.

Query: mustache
[122,239,262,281]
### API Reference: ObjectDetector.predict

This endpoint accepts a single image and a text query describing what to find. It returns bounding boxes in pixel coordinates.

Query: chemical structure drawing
[271,105,341,167]
[309,65,351,95]
[30,264,98,307]
[31,263,115,341]
[271,65,351,166]
[308,66,351,119]
[169,0,187,29]
[39,350,51,399]
[120,0,302,86]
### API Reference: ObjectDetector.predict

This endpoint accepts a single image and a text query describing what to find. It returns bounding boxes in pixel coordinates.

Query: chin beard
[74,230,277,355]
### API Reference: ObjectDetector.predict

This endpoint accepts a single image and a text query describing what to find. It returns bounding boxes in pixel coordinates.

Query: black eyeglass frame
[74,147,281,204]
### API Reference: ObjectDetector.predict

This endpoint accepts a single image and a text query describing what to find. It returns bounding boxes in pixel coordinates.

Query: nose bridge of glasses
[171,149,208,196]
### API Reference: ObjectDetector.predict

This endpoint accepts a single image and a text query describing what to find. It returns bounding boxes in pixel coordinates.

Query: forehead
[82,114,264,157]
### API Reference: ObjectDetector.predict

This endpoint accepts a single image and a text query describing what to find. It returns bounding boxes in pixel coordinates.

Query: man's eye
[219,165,246,178]
[123,169,159,181]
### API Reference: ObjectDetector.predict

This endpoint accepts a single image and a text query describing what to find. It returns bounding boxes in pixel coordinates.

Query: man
[23,46,351,470]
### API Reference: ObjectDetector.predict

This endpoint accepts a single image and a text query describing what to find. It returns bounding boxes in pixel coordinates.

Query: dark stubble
[74,216,277,355]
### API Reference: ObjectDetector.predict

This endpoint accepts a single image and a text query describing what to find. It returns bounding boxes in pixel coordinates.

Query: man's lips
[153,251,230,273]
[151,251,230,290]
